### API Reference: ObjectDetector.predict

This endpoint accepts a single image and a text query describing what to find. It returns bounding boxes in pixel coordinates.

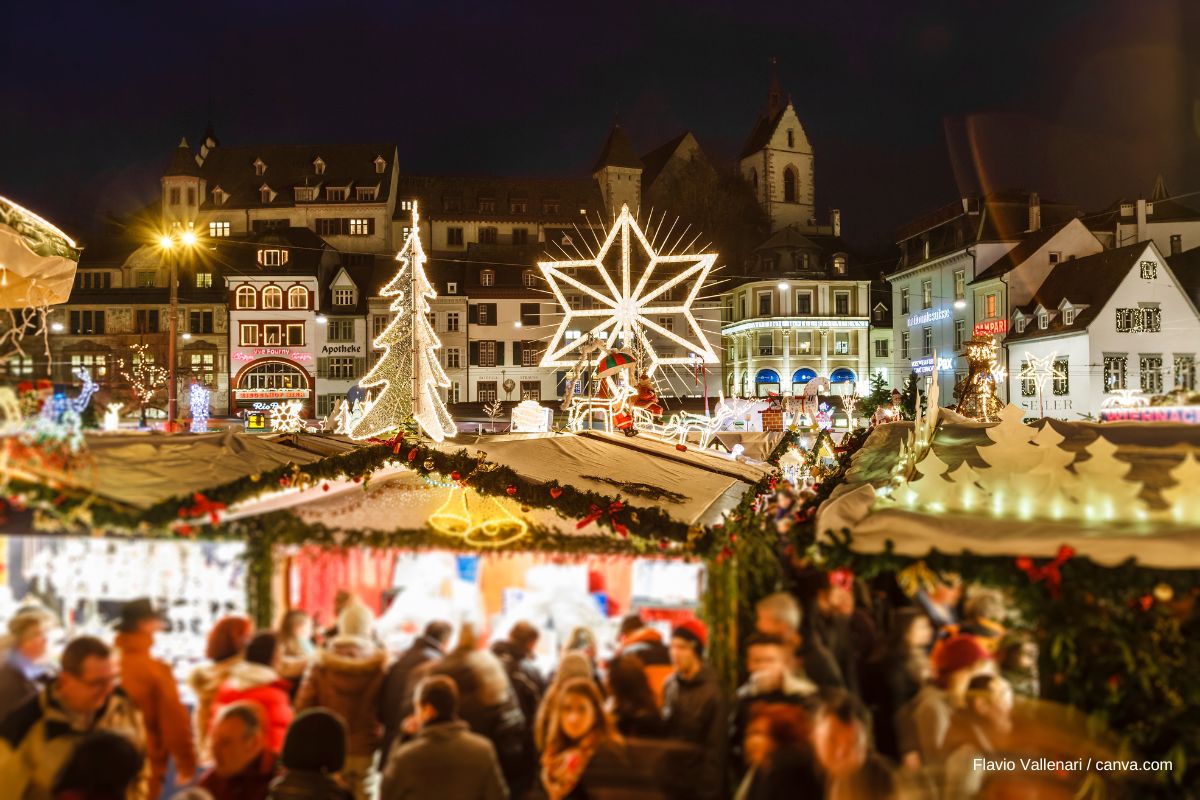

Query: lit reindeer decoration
[566,382,637,433]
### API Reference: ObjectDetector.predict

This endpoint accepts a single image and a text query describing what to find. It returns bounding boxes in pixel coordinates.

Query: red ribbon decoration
[1015,544,1075,597]
[577,501,628,537]
[184,492,228,524]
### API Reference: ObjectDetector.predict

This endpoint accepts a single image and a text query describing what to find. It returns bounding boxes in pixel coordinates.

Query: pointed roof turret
[740,58,793,159]
[1152,173,1169,201]
[591,122,642,173]
[766,56,784,119]
[165,137,201,177]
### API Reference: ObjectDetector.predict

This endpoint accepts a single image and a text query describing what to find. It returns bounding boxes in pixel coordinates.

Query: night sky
[3,0,1197,249]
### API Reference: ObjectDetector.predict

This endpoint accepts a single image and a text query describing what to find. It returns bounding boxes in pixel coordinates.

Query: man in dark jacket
[379,620,452,758]
[380,675,507,800]
[613,614,672,707]
[0,610,53,723]
[662,620,727,800]
[200,702,278,800]
[488,620,544,727]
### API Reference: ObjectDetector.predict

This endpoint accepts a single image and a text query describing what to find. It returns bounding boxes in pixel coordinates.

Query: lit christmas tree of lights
[351,204,456,442]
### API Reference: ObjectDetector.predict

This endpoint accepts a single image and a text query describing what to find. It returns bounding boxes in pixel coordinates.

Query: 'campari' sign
[973,319,1008,337]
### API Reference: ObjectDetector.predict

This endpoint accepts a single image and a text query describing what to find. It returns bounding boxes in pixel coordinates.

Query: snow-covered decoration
[351,203,456,442]
[189,383,210,433]
[538,203,718,378]
[102,403,124,432]
[511,400,551,433]
[778,447,805,485]
[661,403,734,449]
[269,400,306,434]
[322,398,350,433]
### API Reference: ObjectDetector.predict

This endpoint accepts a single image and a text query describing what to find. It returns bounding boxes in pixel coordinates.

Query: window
[1175,355,1196,390]
[1116,307,1161,332]
[1038,312,1048,330]
[954,319,965,349]
[513,228,529,245]
[521,342,540,367]
[1170,235,1182,254]
[134,309,159,334]
[372,314,390,342]
[795,292,813,315]
[874,339,889,358]
[286,323,304,346]
[477,381,498,403]
[833,256,846,275]
[189,352,215,383]
[658,316,674,333]
[188,188,197,206]
[757,333,773,356]
[260,186,272,204]
[137,271,157,287]
[520,381,541,401]
[478,197,496,213]
[1062,308,1075,326]
[1052,359,1069,395]
[953,269,965,300]
[240,324,258,346]
[510,199,528,214]
[922,326,932,356]
[834,332,850,355]
[288,286,309,309]
[375,156,386,174]
[450,382,461,404]
[900,288,910,315]
[295,187,317,202]
[758,293,772,316]
[5,355,34,377]
[236,286,256,309]
[783,168,797,202]
[478,304,491,325]
[1049,251,1061,264]
[262,286,283,309]
[479,341,496,368]
[1140,355,1163,394]
[328,319,354,342]
[68,310,105,335]
[447,282,458,295]
[796,333,812,353]
[237,361,309,391]
[787,129,795,148]
[348,218,373,236]
[520,304,539,327]
[445,348,461,369]
[480,227,497,244]
[873,304,885,322]
[985,294,998,318]
[254,159,266,176]
[542,199,560,215]
[195,272,213,289]
[356,187,377,201]
[921,280,932,309]
[901,332,910,359]
[316,218,348,236]
[263,325,282,345]
[169,187,181,205]
[1016,317,1026,334]
[1104,355,1127,391]
[1020,361,1037,397]
[834,292,850,315]
[480,269,495,287]
[520,270,539,289]
[332,288,355,306]
[328,357,355,379]
[326,187,347,202]
[70,353,108,380]
[188,310,213,334]
[76,271,112,290]
[447,227,464,246]
[260,249,285,267]
[208,221,230,238]
[251,219,287,233]
[1140,260,1157,280]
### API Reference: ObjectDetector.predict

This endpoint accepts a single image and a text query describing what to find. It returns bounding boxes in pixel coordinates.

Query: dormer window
[480,269,495,287]
[1015,316,1026,334]
[254,158,266,176]
[1063,308,1075,326]
[333,287,355,306]
[258,248,287,267]
[326,187,347,202]
[212,187,227,206]
[478,196,496,213]
[313,157,326,175]
[374,155,386,174]
[356,186,378,201]
[1038,312,1049,330]
[295,186,318,202]
[259,184,273,204]
[833,256,847,275]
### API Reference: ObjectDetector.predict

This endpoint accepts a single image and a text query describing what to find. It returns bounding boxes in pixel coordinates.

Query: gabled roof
[394,175,603,224]
[1005,242,1150,343]
[972,222,1071,283]
[320,261,377,316]
[1167,245,1200,312]
[591,124,642,172]
[639,132,692,187]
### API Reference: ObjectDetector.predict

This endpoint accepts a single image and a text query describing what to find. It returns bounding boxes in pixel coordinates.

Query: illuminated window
[834,332,850,355]
[348,218,372,236]
[1140,355,1163,394]
[921,280,932,309]
[195,272,213,288]
[262,286,283,309]
[263,325,282,345]
[209,221,230,237]
[1104,355,1127,391]
[833,256,846,275]
[288,286,309,309]
[1052,359,1069,395]
[240,324,258,346]
[70,353,108,380]
[259,249,285,267]
[986,294,998,318]
[236,286,256,309]
[313,158,325,175]
[1020,362,1036,397]
[333,288,355,306]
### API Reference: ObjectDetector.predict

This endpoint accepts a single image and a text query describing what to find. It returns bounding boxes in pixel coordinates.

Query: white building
[1088,182,1200,255]
[1004,241,1200,420]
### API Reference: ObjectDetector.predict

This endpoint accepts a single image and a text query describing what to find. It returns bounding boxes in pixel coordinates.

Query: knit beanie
[337,600,374,641]
[671,619,708,656]
[282,709,347,773]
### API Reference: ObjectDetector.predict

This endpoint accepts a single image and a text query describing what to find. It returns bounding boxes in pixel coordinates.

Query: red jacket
[211,662,294,754]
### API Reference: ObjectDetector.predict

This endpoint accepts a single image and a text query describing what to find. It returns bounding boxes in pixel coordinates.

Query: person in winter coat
[0,609,55,724]
[897,633,993,770]
[199,702,278,800]
[378,620,452,759]
[533,652,593,751]
[661,620,727,800]
[380,675,507,800]
[490,620,546,729]
[211,633,294,754]
[535,678,630,800]
[0,636,149,800]
[729,633,818,778]
[276,611,314,687]
[295,601,386,800]
[268,709,353,800]
[860,609,933,759]
[49,730,146,800]
[113,598,197,799]
[431,624,533,799]
[605,654,664,739]
[612,615,672,708]
[189,616,253,761]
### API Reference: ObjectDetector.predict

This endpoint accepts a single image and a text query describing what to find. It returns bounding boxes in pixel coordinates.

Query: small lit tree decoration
[954,337,1004,422]
[510,400,551,432]
[324,398,350,433]
[483,399,503,433]
[1018,351,1066,418]
[351,204,456,442]
[840,384,860,429]
[102,402,123,432]
[538,203,719,378]
[269,400,306,434]
[189,383,210,433]
[118,343,168,427]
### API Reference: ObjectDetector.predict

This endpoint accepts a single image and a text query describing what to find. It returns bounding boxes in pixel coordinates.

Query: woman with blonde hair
[534,651,594,750]
[538,677,628,799]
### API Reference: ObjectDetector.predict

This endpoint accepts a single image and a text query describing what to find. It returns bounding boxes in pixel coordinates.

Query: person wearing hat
[268,709,353,800]
[0,608,56,723]
[114,597,197,798]
[661,619,727,800]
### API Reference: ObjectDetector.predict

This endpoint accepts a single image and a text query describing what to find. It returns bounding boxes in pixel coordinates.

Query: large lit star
[538,204,719,376]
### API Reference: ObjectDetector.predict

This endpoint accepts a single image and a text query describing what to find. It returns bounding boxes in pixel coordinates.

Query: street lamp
[156,223,200,432]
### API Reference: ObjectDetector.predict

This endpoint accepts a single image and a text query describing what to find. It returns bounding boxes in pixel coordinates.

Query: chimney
[831,209,841,237]
[1136,197,1148,242]
[1028,192,1041,232]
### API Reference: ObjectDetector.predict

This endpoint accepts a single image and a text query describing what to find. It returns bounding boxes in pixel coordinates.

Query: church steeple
[766,56,784,119]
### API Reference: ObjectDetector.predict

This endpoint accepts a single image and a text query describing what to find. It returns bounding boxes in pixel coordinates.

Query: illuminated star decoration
[1019,351,1066,417]
[538,204,719,377]
[269,400,306,433]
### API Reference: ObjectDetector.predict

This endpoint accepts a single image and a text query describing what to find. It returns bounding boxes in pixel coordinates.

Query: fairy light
[538,204,719,377]
[351,203,456,442]
[269,400,306,433]
[189,383,210,433]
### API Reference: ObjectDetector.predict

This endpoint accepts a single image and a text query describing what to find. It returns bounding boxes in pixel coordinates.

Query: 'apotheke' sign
[321,344,362,354]
[907,308,951,327]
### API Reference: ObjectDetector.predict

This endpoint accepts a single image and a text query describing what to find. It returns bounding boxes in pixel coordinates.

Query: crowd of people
[0,516,1054,800]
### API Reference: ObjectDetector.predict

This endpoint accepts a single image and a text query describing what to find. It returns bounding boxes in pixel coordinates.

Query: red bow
[183,492,227,524]
[577,501,628,537]
[829,568,855,590]
[1016,545,1075,597]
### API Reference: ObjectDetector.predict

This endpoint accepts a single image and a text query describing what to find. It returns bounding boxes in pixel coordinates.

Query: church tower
[739,60,815,232]
[592,122,643,217]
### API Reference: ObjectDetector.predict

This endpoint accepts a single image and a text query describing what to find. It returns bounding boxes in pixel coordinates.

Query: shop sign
[321,344,362,354]
[911,356,953,375]
[974,319,1009,337]
[722,317,869,335]
[232,349,313,362]
[907,308,951,327]
[234,389,308,400]
[244,411,269,433]
[1100,405,1200,423]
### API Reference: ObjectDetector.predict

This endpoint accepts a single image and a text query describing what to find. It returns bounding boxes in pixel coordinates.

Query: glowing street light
[155,223,200,431]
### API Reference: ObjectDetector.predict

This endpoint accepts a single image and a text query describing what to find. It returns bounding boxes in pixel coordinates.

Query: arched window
[262,286,283,309]
[755,368,781,397]
[235,286,256,309]
[830,368,856,384]
[783,167,797,203]
[792,368,817,386]
[288,286,308,309]
[236,360,310,391]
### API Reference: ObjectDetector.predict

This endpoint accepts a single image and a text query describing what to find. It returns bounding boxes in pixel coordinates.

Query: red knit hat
[671,619,708,654]
[933,634,991,680]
